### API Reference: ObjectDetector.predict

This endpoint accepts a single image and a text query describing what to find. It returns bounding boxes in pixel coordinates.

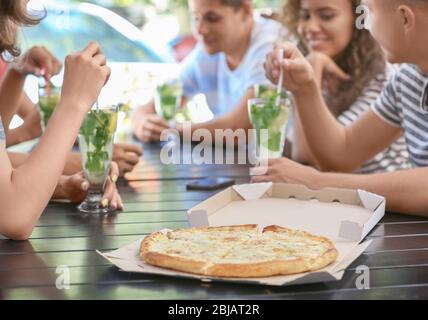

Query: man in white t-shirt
[132,0,282,142]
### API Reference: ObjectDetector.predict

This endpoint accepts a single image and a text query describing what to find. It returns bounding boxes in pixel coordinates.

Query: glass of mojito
[78,105,118,214]
[248,93,292,160]
[38,79,61,131]
[154,80,182,125]
[254,84,289,100]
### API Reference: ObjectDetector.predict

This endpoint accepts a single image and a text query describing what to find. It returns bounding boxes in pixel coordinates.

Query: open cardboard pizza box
[99,182,384,286]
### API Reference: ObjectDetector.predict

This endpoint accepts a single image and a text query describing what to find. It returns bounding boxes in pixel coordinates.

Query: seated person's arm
[63,143,143,177]
[188,87,254,136]
[0,68,27,134]
[7,152,29,167]
[0,43,110,240]
[294,86,402,172]
[51,165,122,208]
[0,47,61,134]
[9,151,80,174]
[132,88,254,145]
[132,98,175,143]
[323,167,428,216]
[0,103,88,240]
[289,106,319,166]
[253,158,428,217]
[9,148,142,178]
[290,104,402,173]
[9,152,82,175]
[7,151,122,209]
[6,92,42,147]
[290,52,348,168]
[266,43,402,172]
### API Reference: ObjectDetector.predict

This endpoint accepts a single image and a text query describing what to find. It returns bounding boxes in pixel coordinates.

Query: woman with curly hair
[274,0,409,173]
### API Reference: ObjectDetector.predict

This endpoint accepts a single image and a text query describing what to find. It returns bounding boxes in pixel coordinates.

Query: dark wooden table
[1,143,428,300]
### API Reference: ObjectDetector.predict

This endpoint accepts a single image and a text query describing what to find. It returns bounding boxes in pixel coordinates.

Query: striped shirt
[372,64,428,168]
[180,17,282,116]
[338,66,410,173]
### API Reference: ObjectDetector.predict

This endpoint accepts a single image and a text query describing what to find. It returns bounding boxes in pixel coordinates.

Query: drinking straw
[45,76,51,97]
[276,49,284,107]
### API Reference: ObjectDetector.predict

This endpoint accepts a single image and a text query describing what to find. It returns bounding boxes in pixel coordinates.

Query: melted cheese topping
[147,227,331,265]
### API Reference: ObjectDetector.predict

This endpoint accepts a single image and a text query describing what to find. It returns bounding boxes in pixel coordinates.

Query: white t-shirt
[180,17,282,116]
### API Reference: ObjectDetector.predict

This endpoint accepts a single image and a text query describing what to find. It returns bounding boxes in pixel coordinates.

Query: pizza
[140,225,338,278]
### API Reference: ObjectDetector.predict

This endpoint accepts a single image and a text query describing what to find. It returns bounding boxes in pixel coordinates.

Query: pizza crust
[140,225,338,278]
[143,251,208,275]
[204,249,338,278]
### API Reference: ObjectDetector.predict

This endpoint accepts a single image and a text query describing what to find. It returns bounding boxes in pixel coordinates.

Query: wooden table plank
[2,232,428,255]
[1,244,428,272]
[233,286,428,300]
[378,213,428,224]
[34,211,187,227]
[1,265,428,300]
[366,235,428,253]
[349,249,428,270]
[38,200,201,215]
[3,283,428,300]
[24,222,188,239]
[369,223,428,238]
[0,235,143,254]
[24,219,428,241]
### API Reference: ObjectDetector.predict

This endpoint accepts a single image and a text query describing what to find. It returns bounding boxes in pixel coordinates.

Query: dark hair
[282,0,386,116]
[220,0,248,9]
[0,0,41,58]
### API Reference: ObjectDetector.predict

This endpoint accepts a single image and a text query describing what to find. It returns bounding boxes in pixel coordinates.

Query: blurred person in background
[132,0,282,142]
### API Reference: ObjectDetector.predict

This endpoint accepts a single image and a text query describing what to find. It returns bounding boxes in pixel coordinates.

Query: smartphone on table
[186,177,235,191]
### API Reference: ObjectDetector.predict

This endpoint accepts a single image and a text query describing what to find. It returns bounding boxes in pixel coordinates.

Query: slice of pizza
[203,226,338,277]
[140,225,258,275]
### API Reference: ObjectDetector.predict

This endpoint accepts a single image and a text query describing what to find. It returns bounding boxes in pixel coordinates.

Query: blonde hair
[282,0,386,116]
[0,0,41,58]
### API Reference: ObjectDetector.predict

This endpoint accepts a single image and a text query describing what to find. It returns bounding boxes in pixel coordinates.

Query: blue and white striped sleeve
[372,73,403,128]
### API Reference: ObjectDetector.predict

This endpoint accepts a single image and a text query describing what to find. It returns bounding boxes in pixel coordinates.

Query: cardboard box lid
[188,183,385,242]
